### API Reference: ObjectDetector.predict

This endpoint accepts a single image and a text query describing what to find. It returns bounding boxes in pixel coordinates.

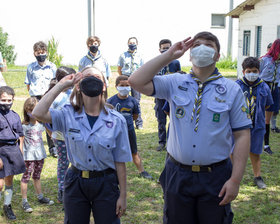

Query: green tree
[0,27,17,64]
[47,36,63,67]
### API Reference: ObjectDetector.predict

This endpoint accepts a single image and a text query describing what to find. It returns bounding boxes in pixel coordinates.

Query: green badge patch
[213,113,220,122]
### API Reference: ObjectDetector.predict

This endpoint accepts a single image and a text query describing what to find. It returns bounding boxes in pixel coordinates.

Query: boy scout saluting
[129,32,251,224]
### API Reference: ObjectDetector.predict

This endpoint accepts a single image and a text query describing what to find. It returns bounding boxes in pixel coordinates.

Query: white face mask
[117,86,131,96]
[190,44,216,67]
[245,72,259,82]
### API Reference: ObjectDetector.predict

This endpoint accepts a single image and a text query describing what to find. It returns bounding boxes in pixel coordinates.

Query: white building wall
[236,0,280,77]
[0,0,240,66]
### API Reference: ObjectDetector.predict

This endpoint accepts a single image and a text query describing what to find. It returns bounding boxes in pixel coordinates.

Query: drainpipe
[227,0,234,57]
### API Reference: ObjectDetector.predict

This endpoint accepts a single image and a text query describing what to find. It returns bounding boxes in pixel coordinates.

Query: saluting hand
[166,37,194,60]
[58,72,83,88]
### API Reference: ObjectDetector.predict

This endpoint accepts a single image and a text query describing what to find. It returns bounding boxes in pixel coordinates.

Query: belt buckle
[192,165,200,172]
[82,171,89,178]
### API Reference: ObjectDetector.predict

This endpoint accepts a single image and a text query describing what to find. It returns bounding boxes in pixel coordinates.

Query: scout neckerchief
[128,50,136,74]
[272,59,280,86]
[190,69,222,132]
[241,78,263,125]
[160,65,170,75]
[0,111,18,144]
[86,51,101,64]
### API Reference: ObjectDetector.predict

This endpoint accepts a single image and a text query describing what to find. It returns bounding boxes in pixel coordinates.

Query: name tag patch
[178,86,188,91]
[213,113,220,122]
[175,107,185,118]
[68,128,80,133]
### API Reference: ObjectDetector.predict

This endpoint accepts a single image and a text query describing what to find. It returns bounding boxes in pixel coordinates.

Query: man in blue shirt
[118,37,144,129]
[25,41,57,157]
[129,32,251,224]
[155,39,181,151]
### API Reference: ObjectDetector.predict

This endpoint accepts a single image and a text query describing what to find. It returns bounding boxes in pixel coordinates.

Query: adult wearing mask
[129,32,251,224]
[118,37,144,129]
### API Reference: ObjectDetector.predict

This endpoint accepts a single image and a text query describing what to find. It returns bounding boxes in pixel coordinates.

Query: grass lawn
[0,66,279,224]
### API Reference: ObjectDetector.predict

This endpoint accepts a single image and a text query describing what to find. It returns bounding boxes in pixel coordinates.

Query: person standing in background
[118,37,144,129]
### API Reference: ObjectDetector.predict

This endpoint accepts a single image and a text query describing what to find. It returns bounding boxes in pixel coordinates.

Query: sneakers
[3,204,16,220]
[136,126,143,130]
[271,127,280,133]
[254,176,267,189]
[156,144,166,151]
[57,190,63,203]
[264,146,274,155]
[49,147,58,158]
[22,201,33,213]
[140,171,153,180]
[38,197,54,205]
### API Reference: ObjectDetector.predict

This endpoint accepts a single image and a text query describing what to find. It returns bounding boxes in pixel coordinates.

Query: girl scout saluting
[33,67,132,224]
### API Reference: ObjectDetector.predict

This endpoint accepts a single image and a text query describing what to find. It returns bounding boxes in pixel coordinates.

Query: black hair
[159,39,172,48]
[193,31,220,53]
[0,86,15,97]
[242,57,260,70]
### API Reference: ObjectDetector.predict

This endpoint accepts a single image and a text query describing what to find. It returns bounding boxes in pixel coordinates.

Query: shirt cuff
[232,124,252,132]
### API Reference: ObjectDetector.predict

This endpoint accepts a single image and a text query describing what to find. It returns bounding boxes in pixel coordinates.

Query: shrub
[216,55,237,69]
[47,36,63,67]
[0,27,17,64]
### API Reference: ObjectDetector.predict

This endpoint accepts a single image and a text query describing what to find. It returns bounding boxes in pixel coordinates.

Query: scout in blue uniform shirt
[33,67,132,224]
[236,57,273,189]
[129,32,251,224]
[118,37,144,129]
[0,86,26,220]
[107,75,153,179]
[155,39,181,151]
[78,36,111,88]
[25,41,57,157]
[259,39,280,154]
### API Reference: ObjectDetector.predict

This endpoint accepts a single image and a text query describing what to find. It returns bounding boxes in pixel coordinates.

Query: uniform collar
[74,107,113,132]
[34,60,51,68]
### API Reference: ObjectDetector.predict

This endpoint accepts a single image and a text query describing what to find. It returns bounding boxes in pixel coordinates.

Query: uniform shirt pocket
[171,94,191,121]
[207,100,229,125]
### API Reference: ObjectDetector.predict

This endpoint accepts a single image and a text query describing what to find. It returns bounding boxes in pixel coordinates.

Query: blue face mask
[128,44,137,51]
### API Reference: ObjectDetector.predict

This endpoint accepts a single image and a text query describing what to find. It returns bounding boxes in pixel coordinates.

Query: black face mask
[35,54,47,63]
[89,45,98,53]
[128,44,137,51]
[80,76,104,97]
[0,102,12,112]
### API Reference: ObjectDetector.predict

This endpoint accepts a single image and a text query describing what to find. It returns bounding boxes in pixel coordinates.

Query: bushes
[216,55,237,69]
[47,36,63,67]
[0,27,17,64]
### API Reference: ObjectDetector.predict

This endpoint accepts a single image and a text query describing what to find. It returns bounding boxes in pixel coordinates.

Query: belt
[70,165,115,179]
[0,139,19,146]
[168,154,228,173]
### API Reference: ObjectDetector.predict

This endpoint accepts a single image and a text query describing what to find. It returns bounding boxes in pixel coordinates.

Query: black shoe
[57,190,63,203]
[271,127,280,133]
[38,197,54,205]
[254,176,267,189]
[140,171,153,180]
[3,204,16,220]
[264,146,274,155]
[49,147,58,158]
[156,144,166,151]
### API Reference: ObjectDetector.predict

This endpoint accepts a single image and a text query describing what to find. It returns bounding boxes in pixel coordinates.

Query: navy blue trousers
[159,158,233,224]
[131,88,143,127]
[154,98,167,145]
[64,168,120,224]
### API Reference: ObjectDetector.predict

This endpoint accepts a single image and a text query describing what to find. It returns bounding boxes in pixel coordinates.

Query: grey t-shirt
[22,123,47,161]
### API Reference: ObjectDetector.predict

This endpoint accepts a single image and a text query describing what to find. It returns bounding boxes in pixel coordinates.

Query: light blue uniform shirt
[79,51,111,85]
[153,72,252,165]
[50,89,72,140]
[25,60,56,96]
[117,50,144,76]
[50,105,132,171]
[260,56,280,83]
